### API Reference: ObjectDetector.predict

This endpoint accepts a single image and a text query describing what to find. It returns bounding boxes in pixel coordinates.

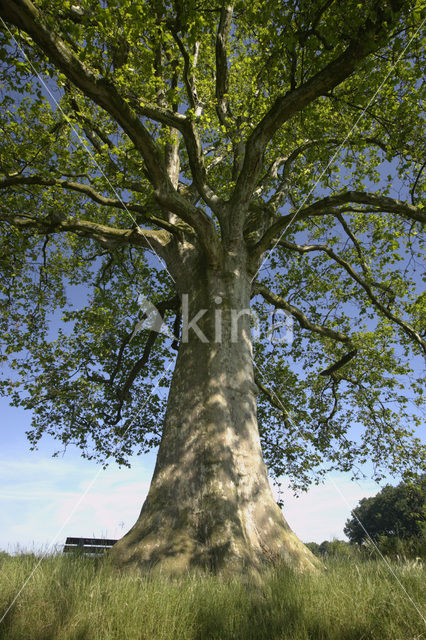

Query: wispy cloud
[0,454,153,552]
[0,445,379,553]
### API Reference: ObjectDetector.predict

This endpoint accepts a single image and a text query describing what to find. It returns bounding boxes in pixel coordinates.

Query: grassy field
[0,552,424,640]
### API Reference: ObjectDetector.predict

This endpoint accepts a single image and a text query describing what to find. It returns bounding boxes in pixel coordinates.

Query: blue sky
[0,394,386,553]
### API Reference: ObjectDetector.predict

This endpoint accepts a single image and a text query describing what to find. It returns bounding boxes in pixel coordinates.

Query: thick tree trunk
[110,258,319,575]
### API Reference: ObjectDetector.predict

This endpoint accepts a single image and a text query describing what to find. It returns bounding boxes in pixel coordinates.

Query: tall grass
[0,551,424,640]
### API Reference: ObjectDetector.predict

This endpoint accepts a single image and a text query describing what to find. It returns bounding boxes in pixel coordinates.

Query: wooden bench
[63,537,118,556]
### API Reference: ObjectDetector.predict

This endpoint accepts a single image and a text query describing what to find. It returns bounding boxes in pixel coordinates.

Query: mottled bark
[110,256,319,575]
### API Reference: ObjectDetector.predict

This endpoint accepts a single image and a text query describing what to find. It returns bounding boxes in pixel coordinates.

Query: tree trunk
[110,257,319,576]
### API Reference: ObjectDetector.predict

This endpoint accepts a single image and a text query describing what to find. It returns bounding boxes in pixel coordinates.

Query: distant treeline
[306,537,425,560]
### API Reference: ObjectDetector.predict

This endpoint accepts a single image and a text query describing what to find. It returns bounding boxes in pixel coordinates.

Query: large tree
[0,0,424,575]
[344,476,426,545]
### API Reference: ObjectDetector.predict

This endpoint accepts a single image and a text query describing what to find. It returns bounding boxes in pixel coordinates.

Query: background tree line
[307,476,425,560]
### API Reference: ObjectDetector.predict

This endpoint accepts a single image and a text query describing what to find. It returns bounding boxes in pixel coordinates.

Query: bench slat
[65,537,118,546]
[64,545,114,554]
[63,537,118,555]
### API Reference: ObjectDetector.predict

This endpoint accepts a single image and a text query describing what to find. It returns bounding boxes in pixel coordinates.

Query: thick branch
[121,99,221,211]
[145,33,217,210]
[0,1,169,184]
[0,0,219,253]
[0,174,181,234]
[0,211,172,255]
[298,191,426,224]
[254,191,425,256]
[231,0,406,209]
[181,119,222,213]
[215,3,234,127]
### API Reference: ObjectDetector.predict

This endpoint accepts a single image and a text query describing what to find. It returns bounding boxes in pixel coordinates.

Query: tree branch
[254,372,292,431]
[169,29,201,115]
[336,212,396,296]
[297,191,426,224]
[256,134,402,205]
[0,210,173,255]
[319,350,358,376]
[253,282,352,346]
[410,159,426,206]
[121,96,221,211]
[0,0,219,255]
[259,139,335,188]
[254,191,425,256]
[64,82,116,150]
[260,239,426,354]
[0,1,169,184]
[318,376,340,427]
[230,0,406,209]
[254,283,360,377]
[215,2,234,128]
[0,174,178,234]
[108,295,179,425]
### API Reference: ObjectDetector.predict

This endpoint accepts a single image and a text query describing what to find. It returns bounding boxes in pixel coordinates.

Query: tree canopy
[344,476,426,544]
[0,0,425,493]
